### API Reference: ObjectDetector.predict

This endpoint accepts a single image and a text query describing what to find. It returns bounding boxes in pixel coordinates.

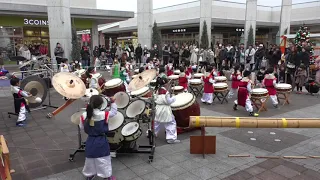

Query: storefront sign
[82,34,91,42]
[24,18,49,26]
[172,29,186,33]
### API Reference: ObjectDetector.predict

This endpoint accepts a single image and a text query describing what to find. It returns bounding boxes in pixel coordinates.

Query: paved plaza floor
[1,69,320,180]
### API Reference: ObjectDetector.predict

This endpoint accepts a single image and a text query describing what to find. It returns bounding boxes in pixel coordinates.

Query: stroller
[97,51,113,71]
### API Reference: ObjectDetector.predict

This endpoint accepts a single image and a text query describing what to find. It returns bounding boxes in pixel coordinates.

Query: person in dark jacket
[81,46,90,68]
[271,46,281,70]
[299,47,310,67]
[135,44,143,65]
[218,46,227,70]
[254,44,265,71]
[162,44,170,65]
[172,44,180,69]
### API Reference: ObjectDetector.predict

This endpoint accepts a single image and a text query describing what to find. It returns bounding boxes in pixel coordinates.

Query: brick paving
[1,70,320,180]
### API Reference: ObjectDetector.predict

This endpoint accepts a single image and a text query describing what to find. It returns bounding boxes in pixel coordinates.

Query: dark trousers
[173,58,179,69]
[163,56,169,65]
[136,55,142,64]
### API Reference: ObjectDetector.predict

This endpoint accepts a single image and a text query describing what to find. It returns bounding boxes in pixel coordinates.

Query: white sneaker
[167,139,181,144]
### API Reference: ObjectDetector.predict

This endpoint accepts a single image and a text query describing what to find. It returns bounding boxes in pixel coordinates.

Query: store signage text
[172,29,186,33]
[24,18,49,26]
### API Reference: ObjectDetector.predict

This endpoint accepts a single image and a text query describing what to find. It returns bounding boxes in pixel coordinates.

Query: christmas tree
[246,25,254,48]
[200,20,209,49]
[71,27,81,61]
[294,25,314,63]
[151,21,162,49]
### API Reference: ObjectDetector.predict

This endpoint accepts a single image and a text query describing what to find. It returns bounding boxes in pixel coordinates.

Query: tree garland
[294,25,314,64]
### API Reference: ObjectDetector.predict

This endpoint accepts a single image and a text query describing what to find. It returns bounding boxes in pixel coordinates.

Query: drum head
[92,73,102,79]
[190,79,201,84]
[100,96,110,111]
[214,83,228,88]
[216,76,227,80]
[194,73,204,77]
[131,87,149,96]
[171,93,194,108]
[79,69,86,76]
[253,88,268,93]
[108,111,124,131]
[172,86,184,91]
[121,122,139,136]
[168,75,179,79]
[105,78,122,88]
[126,100,146,118]
[114,91,130,109]
[276,83,292,88]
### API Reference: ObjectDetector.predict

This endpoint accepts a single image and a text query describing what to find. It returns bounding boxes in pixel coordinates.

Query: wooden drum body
[103,78,126,97]
[131,86,152,98]
[276,83,292,93]
[171,93,200,127]
[215,76,227,83]
[193,73,204,79]
[171,86,184,95]
[189,79,202,86]
[93,73,106,90]
[251,88,268,99]
[214,83,228,92]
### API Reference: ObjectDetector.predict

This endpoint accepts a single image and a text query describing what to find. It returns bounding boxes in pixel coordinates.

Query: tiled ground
[1,67,320,179]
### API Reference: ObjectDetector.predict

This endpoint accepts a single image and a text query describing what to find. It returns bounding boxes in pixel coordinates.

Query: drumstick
[255,156,280,159]
[228,155,250,157]
[283,156,307,159]
[47,99,76,118]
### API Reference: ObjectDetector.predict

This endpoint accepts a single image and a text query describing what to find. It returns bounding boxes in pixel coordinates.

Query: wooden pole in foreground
[189,116,320,128]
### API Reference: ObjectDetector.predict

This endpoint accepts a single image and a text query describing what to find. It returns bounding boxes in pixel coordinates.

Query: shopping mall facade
[101,0,320,47]
[0,0,134,59]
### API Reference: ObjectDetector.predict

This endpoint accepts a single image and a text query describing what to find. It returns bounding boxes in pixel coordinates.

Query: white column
[91,21,99,49]
[244,0,257,48]
[137,0,153,48]
[199,0,212,48]
[279,0,292,41]
[99,33,105,46]
[47,0,72,63]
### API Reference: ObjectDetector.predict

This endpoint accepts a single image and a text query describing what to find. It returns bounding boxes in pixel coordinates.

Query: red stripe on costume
[80,115,85,124]
[105,111,110,123]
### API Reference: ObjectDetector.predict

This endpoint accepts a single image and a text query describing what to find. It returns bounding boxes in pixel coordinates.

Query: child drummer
[10,77,31,127]
[233,70,259,117]
[228,64,242,99]
[201,66,215,105]
[80,95,117,180]
[178,66,190,92]
[154,77,180,144]
[262,67,279,108]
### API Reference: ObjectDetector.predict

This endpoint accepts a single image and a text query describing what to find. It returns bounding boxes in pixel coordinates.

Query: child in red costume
[262,67,278,108]
[228,65,242,99]
[233,70,259,116]
[201,66,215,104]
[178,66,189,92]
[166,60,174,76]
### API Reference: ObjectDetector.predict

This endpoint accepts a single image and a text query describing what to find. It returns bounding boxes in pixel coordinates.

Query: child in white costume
[154,77,180,144]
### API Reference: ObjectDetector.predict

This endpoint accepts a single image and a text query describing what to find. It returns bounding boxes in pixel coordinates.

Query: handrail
[0,135,13,180]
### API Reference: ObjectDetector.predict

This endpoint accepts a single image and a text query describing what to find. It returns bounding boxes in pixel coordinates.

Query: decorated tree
[71,27,81,61]
[200,21,209,49]
[246,25,254,48]
[151,21,162,48]
[294,25,314,63]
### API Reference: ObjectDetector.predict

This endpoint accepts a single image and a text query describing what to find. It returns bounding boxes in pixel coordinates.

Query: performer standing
[228,65,242,99]
[80,95,117,180]
[166,60,174,76]
[112,59,120,79]
[154,77,180,144]
[178,66,189,92]
[10,77,31,127]
[201,66,215,105]
[60,58,70,72]
[233,70,259,116]
[120,62,129,91]
[262,67,279,108]
[86,67,99,90]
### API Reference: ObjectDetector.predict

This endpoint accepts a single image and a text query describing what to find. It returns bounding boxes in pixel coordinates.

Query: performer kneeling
[154,77,180,144]
[80,95,117,180]
[11,77,31,127]
[201,66,215,104]
[263,67,278,108]
[233,70,259,117]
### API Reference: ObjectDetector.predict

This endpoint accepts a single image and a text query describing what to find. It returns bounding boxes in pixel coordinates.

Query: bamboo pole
[189,116,320,128]
[0,135,11,180]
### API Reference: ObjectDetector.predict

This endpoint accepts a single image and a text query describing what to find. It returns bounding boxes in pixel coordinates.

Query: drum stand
[69,125,85,162]
[189,84,203,98]
[213,89,230,104]
[113,95,156,163]
[251,96,269,113]
[277,92,290,106]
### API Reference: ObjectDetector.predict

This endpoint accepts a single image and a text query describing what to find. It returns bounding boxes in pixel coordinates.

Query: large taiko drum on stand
[103,78,126,96]
[276,83,292,93]
[171,86,184,95]
[171,93,200,127]
[215,76,227,83]
[130,87,153,98]
[251,88,268,99]
[214,83,228,92]
[174,70,181,75]
[193,73,204,79]
[168,75,179,85]
[92,73,106,90]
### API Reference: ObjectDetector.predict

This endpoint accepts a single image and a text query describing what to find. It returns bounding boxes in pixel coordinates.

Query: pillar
[279,0,292,42]
[99,33,105,46]
[244,0,257,48]
[91,21,99,49]
[47,0,72,65]
[199,0,212,48]
[137,0,153,48]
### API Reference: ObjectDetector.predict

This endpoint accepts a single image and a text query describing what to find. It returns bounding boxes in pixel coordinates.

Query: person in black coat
[271,47,281,69]
[218,46,227,70]
[135,44,143,64]
[172,45,180,69]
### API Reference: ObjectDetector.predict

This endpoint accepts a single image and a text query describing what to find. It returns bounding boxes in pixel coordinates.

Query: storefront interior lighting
[0,26,3,29]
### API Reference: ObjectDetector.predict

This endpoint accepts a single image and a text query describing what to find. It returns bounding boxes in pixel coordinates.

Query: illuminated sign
[172,29,186,33]
[24,18,49,26]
